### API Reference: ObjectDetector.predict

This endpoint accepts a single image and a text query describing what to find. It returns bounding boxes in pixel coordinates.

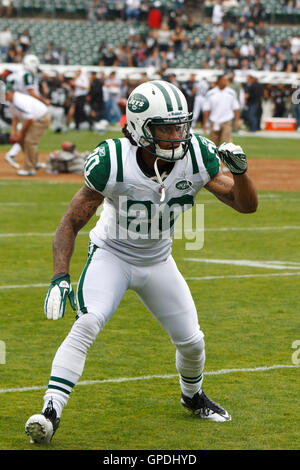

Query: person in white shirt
[68,70,90,130]
[0,26,12,54]
[212,0,224,36]
[290,35,300,55]
[4,82,51,176]
[4,54,50,170]
[203,74,240,147]
[191,77,210,129]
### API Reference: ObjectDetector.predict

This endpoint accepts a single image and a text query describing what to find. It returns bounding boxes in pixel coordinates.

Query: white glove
[44,274,76,320]
[217,142,247,175]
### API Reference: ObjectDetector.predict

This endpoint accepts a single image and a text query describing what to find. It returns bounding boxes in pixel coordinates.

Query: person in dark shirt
[272,84,288,117]
[98,45,118,66]
[245,74,263,131]
[86,71,105,129]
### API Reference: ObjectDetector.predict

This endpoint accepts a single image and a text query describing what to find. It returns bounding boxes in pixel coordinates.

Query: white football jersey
[7,70,39,95]
[84,135,220,266]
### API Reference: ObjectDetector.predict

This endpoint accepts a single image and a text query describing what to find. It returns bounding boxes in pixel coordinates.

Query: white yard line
[184,258,300,270]
[2,270,300,290]
[0,231,89,238]
[0,364,298,395]
[185,272,300,281]
[1,225,300,238]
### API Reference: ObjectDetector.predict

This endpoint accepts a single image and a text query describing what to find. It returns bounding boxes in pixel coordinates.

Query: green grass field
[0,130,300,451]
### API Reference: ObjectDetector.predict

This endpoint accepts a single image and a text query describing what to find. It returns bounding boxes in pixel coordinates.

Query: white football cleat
[25,400,60,444]
[35,162,46,169]
[17,169,36,176]
[5,153,20,169]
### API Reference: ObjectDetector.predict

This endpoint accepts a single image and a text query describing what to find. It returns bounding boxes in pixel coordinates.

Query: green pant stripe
[77,244,97,314]
[50,376,75,388]
[114,138,123,182]
[188,142,199,174]
[48,384,71,395]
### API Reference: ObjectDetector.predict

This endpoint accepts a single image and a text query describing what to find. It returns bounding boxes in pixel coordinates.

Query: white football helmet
[126,80,192,162]
[23,54,40,74]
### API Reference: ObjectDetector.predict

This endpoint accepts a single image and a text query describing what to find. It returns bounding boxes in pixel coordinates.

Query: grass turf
[0,130,299,450]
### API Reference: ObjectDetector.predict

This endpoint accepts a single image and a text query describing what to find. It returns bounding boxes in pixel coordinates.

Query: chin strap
[154,158,166,203]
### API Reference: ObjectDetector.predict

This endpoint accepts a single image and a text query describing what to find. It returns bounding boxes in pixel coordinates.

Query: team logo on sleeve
[127,93,149,113]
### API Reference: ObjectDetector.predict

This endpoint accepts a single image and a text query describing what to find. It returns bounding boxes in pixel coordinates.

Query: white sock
[7,143,21,157]
[42,314,102,418]
[176,338,205,398]
[42,366,80,418]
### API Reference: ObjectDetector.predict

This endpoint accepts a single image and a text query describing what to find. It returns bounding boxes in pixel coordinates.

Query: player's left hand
[217,142,247,175]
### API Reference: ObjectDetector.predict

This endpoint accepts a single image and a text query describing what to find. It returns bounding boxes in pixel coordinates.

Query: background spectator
[0,26,12,56]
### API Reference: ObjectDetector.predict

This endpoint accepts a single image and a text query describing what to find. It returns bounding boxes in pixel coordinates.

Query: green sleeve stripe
[194,134,220,179]
[84,142,111,192]
[188,142,199,174]
[114,138,123,182]
[152,81,173,112]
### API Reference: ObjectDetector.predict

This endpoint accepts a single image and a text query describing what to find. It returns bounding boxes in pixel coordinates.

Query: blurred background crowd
[0,0,299,133]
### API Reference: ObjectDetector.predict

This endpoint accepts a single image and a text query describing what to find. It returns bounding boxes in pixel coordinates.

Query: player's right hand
[44,274,76,320]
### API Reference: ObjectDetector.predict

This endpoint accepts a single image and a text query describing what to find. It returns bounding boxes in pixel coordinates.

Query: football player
[25,80,258,444]
[4,54,49,169]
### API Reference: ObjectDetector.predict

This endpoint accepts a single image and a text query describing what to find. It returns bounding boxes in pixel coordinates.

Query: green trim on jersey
[114,138,123,182]
[84,141,111,193]
[188,141,199,174]
[194,134,220,179]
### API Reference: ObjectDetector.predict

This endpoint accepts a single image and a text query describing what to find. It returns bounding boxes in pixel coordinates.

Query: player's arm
[53,185,103,275]
[44,185,103,320]
[28,88,50,105]
[204,171,258,213]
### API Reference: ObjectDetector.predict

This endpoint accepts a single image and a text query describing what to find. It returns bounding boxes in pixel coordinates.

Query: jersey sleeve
[84,141,111,194]
[194,134,220,179]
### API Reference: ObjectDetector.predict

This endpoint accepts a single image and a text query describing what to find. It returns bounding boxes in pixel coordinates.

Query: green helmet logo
[127,93,149,113]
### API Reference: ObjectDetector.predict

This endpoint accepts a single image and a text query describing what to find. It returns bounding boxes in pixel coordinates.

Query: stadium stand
[204,0,300,23]
[0,16,299,69]
[0,0,299,133]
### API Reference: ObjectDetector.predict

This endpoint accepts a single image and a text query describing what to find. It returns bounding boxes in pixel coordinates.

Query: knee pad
[52,313,102,376]
[69,313,103,349]
[176,336,205,360]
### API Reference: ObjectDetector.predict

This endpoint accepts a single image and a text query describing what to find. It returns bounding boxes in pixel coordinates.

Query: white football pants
[45,245,205,412]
